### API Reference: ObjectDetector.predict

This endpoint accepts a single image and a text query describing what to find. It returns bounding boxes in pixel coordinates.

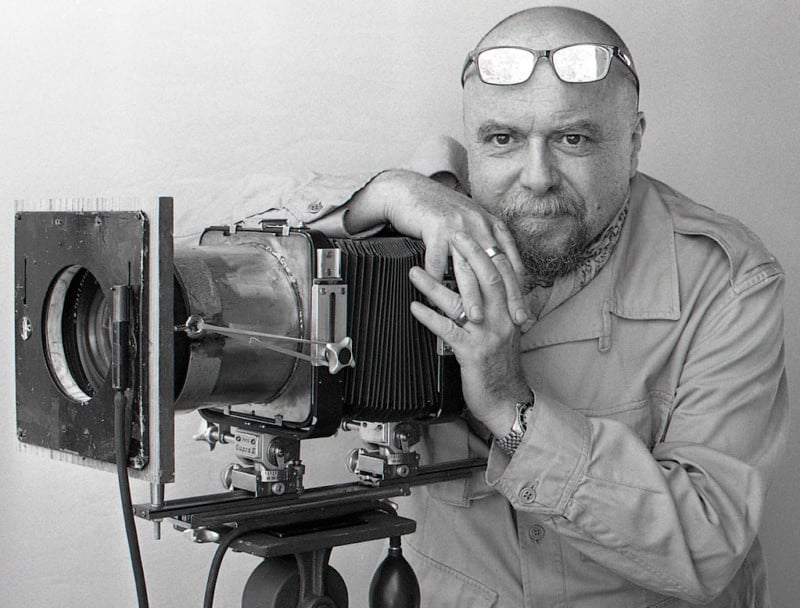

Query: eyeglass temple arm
[614,48,640,93]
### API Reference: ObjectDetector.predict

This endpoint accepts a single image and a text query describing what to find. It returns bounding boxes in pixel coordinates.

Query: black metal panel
[15,211,149,467]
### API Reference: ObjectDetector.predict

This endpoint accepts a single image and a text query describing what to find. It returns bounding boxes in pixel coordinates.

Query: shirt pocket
[574,546,681,608]
[575,395,666,449]
[404,541,499,608]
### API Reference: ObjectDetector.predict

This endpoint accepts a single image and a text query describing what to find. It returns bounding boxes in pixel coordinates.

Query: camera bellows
[333,238,439,421]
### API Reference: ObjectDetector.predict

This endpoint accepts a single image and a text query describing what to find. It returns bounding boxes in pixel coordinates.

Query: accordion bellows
[333,238,439,421]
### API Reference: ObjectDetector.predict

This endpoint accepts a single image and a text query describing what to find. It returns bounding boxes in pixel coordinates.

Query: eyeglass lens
[551,44,612,82]
[477,48,535,85]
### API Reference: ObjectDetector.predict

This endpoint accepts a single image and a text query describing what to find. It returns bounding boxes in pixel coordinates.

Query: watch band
[495,394,535,456]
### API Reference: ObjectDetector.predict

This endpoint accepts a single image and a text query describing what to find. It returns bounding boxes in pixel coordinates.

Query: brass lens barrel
[173,244,302,412]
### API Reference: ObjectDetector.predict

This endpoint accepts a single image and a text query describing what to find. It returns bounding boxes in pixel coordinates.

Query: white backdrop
[2,2,798,606]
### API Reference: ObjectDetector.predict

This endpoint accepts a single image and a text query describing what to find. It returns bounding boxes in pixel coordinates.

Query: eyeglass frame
[460,43,640,93]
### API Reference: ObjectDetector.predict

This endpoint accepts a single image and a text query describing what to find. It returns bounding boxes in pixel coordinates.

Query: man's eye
[562,134,584,145]
[491,133,512,145]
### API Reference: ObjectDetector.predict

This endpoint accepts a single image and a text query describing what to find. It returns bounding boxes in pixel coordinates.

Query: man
[227,6,786,606]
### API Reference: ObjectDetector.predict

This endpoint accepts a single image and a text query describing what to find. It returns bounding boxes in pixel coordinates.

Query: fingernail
[496,221,509,233]
[453,231,467,242]
[470,306,483,321]
[515,309,529,324]
[409,266,420,278]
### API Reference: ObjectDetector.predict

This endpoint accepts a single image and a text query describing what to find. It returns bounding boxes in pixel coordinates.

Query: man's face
[464,56,643,284]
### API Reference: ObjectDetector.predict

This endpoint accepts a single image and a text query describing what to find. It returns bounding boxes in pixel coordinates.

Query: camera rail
[133,457,485,529]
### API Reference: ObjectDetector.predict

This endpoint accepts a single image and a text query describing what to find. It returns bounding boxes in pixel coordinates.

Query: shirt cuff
[485,391,591,515]
[302,171,390,238]
[279,171,387,232]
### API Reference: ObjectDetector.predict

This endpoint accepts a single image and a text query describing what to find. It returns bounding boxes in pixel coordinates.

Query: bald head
[471,7,639,99]
[460,6,646,286]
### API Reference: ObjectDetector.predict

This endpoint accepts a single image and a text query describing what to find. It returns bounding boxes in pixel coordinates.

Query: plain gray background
[2,1,798,606]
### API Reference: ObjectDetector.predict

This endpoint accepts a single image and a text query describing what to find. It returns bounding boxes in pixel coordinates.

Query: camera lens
[44,266,112,402]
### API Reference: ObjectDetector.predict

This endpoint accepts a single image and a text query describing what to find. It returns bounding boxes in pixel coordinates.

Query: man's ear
[629,111,646,178]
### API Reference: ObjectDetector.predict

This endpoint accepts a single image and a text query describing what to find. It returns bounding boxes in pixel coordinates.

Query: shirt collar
[608,173,680,321]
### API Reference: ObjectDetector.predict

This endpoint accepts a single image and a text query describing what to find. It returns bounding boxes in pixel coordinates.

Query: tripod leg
[295,549,348,608]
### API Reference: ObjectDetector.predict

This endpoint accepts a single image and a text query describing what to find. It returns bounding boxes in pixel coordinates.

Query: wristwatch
[495,394,535,456]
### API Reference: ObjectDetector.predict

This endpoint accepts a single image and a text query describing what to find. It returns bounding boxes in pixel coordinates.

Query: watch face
[516,400,535,432]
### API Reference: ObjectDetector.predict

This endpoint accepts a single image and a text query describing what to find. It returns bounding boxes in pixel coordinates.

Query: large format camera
[14,197,482,607]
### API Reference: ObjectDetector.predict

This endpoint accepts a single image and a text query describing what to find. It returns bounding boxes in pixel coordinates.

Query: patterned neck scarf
[526,198,629,321]
[574,199,629,291]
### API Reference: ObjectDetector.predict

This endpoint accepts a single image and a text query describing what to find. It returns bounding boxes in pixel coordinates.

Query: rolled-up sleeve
[171,135,469,242]
[171,170,382,241]
[486,267,787,603]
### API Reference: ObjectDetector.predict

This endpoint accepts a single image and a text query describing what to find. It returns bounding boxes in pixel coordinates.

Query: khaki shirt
[400,173,787,607]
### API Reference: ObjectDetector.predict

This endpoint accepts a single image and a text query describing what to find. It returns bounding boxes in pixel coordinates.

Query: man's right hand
[345,169,529,326]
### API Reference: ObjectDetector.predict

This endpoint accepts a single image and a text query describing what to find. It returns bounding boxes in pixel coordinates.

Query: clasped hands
[399,193,533,437]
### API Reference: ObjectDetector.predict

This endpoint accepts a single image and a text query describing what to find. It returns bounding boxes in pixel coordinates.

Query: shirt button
[529,524,545,542]
[518,486,536,504]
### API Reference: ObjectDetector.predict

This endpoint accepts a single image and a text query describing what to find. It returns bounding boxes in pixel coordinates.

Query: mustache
[497,188,585,220]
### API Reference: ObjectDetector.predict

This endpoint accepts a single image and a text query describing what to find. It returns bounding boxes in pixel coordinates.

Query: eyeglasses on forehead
[460,43,639,93]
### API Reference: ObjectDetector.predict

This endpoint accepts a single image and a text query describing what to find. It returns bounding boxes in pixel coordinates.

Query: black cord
[203,524,264,608]
[115,389,150,608]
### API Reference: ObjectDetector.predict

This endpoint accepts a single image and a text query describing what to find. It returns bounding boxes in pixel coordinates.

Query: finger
[490,253,529,326]
[486,234,528,327]
[410,300,463,346]
[492,220,526,287]
[451,249,483,323]
[409,266,462,319]
[450,232,507,314]
[424,237,449,283]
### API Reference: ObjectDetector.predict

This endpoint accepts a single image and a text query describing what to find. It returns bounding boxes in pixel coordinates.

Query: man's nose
[519,140,558,195]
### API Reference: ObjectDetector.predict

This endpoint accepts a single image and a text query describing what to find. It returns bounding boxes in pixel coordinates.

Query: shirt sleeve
[171,135,469,243]
[485,268,787,603]
[171,170,380,243]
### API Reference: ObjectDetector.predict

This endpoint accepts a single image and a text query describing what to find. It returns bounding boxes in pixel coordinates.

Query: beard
[496,187,591,289]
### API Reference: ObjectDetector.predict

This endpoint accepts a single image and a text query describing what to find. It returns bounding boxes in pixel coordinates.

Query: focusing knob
[324,337,356,374]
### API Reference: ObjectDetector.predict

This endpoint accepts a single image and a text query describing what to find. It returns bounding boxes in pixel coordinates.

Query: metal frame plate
[14,198,174,483]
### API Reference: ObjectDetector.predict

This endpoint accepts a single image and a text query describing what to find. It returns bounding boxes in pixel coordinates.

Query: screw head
[20,316,32,341]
